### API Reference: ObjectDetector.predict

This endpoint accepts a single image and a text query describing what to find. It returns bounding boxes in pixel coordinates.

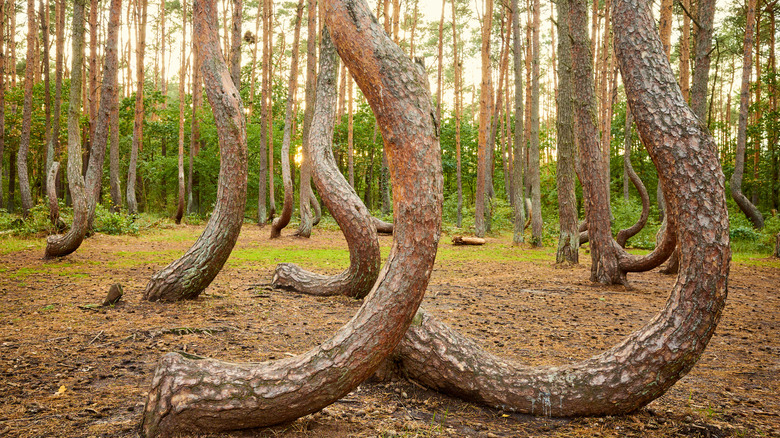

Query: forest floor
[0,223,778,438]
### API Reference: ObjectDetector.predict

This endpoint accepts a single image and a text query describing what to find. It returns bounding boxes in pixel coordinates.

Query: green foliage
[92,204,139,235]
[610,197,661,250]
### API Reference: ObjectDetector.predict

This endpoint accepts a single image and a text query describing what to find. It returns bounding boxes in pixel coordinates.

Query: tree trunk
[750,10,761,207]
[730,0,764,230]
[436,0,444,124]
[46,162,63,229]
[0,0,6,208]
[109,87,121,212]
[44,0,88,259]
[690,0,714,120]
[453,0,463,228]
[257,0,270,223]
[41,0,52,211]
[623,107,631,200]
[273,30,380,297]
[189,30,203,215]
[85,0,122,230]
[387,0,729,418]
[679,0,690,101]
[18,0,37,217]
[127,0,148,215]
[230,0,241,87]
[555,0,577,264]
[347,73,354,187]
[615,111,650,247]
[571,0,624,285]
[175,0,188,224]
[475,0,493,238]
[296,0,318,238]
[511,0,525,243]
[270,0,304,239]
[529,0,542,246]
[265,0,275,220]
[140,0,442,432]
[87,0,99,173]
[143,0,248,302]
[658,0,672,58]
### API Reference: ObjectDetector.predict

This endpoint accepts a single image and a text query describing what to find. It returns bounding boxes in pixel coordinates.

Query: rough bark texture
[690,0,714,120]
[529,0,543,246]
[730,0,764,230]
[127,0,148,215]
[0,0,6,208]
[85,0,122,230]
[188,39,202,215]
[109,92,122,212]
[140,0,442,432]
[372,217,393,234]
[270,0,304,239]
[272,29,380,298]
[46,162,61,229]
[679,0,691,101]
[142,0,248,302]
[475,0,493,238]
[571,0,624,285]
[387,0,729,417]
[555,0,578,264]
[511,0,525,243]
[230,0,242,87]
[453,0,464,228]
[18,0,37,217]
[296,0,318,238]
[44,0,88,259]
[175,0,188,224]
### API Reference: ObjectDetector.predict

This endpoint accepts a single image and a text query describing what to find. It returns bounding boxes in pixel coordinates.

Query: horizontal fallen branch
[451,236,485,246]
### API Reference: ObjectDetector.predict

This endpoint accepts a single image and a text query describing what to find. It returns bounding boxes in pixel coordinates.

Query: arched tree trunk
[45,0,88,259]
[270,0,305,239]
[730,0,764,230]
[139,0,442,433]
[142,0,249,302]
[555,0,578,264]
[386,0,729,416]
[272,28,380,298]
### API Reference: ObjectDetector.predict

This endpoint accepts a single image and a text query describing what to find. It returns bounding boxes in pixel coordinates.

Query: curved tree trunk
[142,0,248,302]
[555,0,578,264]
[18,0,37,218]
[386,0,729,417]
[86,0,122,230]
[45,0,88,259]
[615,138,650,246]
[140,0,442,433]
[270,0,304,239]
[311,191,322,225]
[296,0,318,238]
[730,0,764,230]
[271,29,380,298]
[46,162,64,231]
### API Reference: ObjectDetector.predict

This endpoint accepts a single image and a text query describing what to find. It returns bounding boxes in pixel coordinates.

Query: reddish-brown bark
[272,28,379,298]
[18,0,37,217]
[386,0,729,417]
[175,0,188,224]
[142,0,248,302]
[296,0,319,238]
[140,0,442,432]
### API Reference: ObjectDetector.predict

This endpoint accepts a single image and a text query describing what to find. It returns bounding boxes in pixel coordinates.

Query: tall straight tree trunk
[127,0,148,214]
[0,0,5,207]
[18,0,37,217]
[175,0,188,223]
[751,11,761,207]
[44,0,87,258]
[690,0,715,120]
[529,0,542,245]
[249,6,260,105]
[347,73,354,187]
[379,0,391,216]
[769,7,778,211]
[189,29,203,214]
[270,0,304,239]
[230,0,241,86]
[41,0,52,208]
[511,0,525,243]
[453,0,463,228]
[88,0,99,172]
[140,0,443,431]
[623,106,632,200]
[160,0,166,97]
[436,0,444,123]
[555,0,577,263]
[475,0,493,238]
[109,86,121,211]
[144,0,248,302]
[679,0,691,102]
[731,0,764,229]
[659,0,673,57]
[256,0,267,223]
[265,0,275,220]
[296,0,318,238]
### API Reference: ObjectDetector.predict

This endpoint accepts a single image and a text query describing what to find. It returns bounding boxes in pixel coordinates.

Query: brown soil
[1,224,778,437]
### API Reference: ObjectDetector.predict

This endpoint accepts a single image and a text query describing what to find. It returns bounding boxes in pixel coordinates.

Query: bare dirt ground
[0,224,778,437]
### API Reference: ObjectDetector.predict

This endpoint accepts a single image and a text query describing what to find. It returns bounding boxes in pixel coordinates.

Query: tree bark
[230,0,241,87]
[44,0,88,259]
[658,0,673,58]
[679,0,691,102]
[690,0,714,120]
[475,0,493,238]
[296,0,318,238]
[109,88,121,212]
[272,29,380,298]
[730,0,764,230]
[140,0,442,432]
[188,33,203,215]
[46,162,63,230]
[127,0,148,215]
[453,0,463,228]
[511,0,525,243]
[387,0,729,417]
[143,0,248,302]
[0,0,6,208]
[372,216,393,234]
[270,0,304,239]
[529,0,542,246]
[18,0,37,217]
[436,0,444,124]
[257,0,270,224]
[41,0,52,210]
[347,73,354,187]
[555,0,577,264]
[265,0,275,220]
[175,0,188,224]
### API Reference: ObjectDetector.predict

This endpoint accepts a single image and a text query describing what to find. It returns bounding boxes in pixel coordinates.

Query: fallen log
[452,236,485,246]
